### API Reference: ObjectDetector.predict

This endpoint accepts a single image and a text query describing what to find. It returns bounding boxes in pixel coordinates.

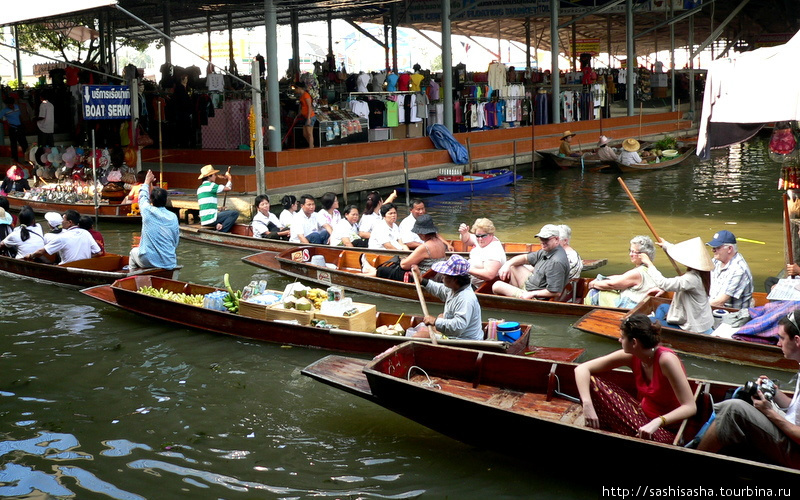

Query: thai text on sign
[82,85,132,120]
[572,39,600,57]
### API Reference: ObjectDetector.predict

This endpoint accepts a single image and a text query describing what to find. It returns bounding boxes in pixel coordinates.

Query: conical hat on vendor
[666,237,714,272]
[622,138,641,152]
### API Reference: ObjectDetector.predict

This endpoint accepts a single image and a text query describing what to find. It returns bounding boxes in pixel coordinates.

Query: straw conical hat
[666,237,714,272]
[622,138,640,152]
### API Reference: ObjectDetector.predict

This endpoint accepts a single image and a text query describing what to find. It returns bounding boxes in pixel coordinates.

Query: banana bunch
[137,286,205,306]
[306,288,328,310]
[223,274,242,313]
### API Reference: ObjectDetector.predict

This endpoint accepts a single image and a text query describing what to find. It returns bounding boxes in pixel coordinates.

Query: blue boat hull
[400,170,521,194]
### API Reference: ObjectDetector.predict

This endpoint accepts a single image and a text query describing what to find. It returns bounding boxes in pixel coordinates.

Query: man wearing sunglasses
[706,230,754,309]
[697,310,800,468]
[492,224,569,300]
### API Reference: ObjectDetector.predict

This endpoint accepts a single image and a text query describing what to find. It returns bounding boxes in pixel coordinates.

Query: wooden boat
[180,224,607,269]
[80,275,585,360]
[396,169,521,195]
[5,194,141,223]
[303,341,800,483]
[242,246,618,316]
[536,150,613,170]
[573,295,795,372]
[0,253,179,288]
[593,146,694,173]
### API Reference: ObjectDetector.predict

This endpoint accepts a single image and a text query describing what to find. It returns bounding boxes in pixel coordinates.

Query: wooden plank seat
[60,254,126,271]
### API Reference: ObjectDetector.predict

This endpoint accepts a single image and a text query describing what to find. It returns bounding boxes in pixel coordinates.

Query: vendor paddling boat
[81,275,584,360]
[181,224,608,269]
[396,169,521,195]
[302,341,799,483]
[242,246,615,317]
[0,253,179,288]
[572,295,794,372]
[5,194,142,223]
[536,150,613,170]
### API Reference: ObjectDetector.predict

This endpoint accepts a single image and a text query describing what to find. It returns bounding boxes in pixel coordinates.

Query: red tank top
[632,346,683,420]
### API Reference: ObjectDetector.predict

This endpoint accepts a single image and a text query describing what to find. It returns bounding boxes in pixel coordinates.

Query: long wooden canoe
[573,295,795,372]
[6,194,141,223]
[302,341,800,483]
[81,275,584,360]
[593,146,694,173]
[242,246,623,317]
[537,150,613,170]
[0,253,179,288]
[180,223,607,270]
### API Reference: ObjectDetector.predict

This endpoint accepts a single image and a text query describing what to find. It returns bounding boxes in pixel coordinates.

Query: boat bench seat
[62,254,126,271]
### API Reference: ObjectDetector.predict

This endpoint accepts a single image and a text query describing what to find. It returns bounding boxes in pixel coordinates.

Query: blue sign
[82,85,132,120]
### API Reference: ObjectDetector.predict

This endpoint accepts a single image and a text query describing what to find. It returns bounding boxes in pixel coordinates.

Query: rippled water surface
[0,137,795,498]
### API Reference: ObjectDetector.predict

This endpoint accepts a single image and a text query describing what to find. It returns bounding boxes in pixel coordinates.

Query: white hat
[0,208,11,225]
[598,135,611,147]
[535,224,561,239]
[666,237,714,272]
[45,212,62,228]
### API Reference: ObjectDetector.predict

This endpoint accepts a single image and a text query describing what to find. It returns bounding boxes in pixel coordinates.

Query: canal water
[1,136,795,498]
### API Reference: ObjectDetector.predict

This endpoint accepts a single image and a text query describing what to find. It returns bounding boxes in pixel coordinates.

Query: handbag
[137,126,154,148]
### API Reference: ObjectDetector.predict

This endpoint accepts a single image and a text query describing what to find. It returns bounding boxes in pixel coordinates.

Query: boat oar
[221,166,231,210]
[412,267,438,345]
[617,177,682,275]
[737,237,765,245]
[784,192,795,271]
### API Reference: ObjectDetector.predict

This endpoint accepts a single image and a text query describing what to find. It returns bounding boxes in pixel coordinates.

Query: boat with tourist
[592,146,695,173]
[81,275,584,360]
[572,295,792,372]
[0,253,179,288]
[302,341,799,483]
[5,193,141,223]
[242,246,613,316]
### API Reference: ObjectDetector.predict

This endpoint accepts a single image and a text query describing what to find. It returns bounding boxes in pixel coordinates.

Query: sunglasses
[475,234,489,239]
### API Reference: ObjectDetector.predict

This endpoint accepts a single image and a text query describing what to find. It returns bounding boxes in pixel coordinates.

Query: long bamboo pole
[784,192,794,268]
[618,177,682,275]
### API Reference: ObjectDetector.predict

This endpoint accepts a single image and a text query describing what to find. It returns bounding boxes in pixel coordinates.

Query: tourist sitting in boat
[368,203,408,251]
[252,195,289,240]
[121,171,147,204]
[0,196,14,227]
[411,255,483,340]
[78,216,105,255]
[640,237,714,333]
[559,130,580,157]
[400,214,446,271]
[130,170,179,270]
[359,190,397,239]
[1,164,30,194]
[330,205,368,247]
[0,205,16,254]
[619,138,644,166]
[596,135,618,162]
[492,224,569,300]
[559,224,583,279]
[706,230,754,309]
[290,194,330,244]
[458,217,506,287]
[399,198,426,249]
[279,195,298,229]
[317,192,341,237]
[197,164,239,233]
[43,212,62,244]
[24,209,102,264]
[585,235,658,308]
[0,206,43,259]
[697,310,800,468]
[574,314,697,443]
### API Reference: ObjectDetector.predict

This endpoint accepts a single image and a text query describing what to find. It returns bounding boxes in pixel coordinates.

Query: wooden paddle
[221,166,231,210]
[784,192,795,270]
[412,267,438,345]
[617,177,682,275]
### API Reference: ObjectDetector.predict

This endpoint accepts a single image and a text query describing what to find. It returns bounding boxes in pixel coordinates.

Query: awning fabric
[697,30,800,159]
[1,0,118,26]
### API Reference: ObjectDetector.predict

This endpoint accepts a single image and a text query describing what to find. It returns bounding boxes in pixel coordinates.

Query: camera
[743,378,777,401]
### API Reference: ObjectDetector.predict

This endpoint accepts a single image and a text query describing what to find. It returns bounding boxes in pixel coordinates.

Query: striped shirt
[710,252,754,309]
[197,181,224,226]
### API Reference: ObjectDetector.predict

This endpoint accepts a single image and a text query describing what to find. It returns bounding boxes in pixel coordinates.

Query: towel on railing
[427,124,469,165]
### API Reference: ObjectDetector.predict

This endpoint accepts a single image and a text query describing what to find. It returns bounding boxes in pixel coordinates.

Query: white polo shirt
[44,227,101,264]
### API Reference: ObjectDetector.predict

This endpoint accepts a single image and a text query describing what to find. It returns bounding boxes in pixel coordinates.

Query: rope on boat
[408,366,441,390]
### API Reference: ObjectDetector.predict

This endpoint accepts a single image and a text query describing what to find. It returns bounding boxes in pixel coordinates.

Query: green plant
[653,135,677,151]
